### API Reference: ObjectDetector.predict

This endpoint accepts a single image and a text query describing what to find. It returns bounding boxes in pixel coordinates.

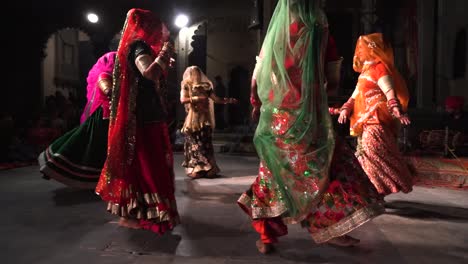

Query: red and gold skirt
[96,122,180,234]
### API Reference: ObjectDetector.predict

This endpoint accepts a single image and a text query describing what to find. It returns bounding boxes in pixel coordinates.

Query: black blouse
[129,40,166,124]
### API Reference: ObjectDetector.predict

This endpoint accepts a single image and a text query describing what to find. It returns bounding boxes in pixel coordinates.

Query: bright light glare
[175,14,189,28]
[87,13,99,23]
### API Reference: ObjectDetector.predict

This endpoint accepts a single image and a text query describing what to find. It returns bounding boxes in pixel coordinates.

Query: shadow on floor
[384,200,468,222]
[125,230,182,256]
[53,187,100,206]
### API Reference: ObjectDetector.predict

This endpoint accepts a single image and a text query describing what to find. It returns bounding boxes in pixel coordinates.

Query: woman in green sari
[237,0,384,253]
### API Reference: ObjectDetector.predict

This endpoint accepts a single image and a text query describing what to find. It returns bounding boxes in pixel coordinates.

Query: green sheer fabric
[253,0,335,220]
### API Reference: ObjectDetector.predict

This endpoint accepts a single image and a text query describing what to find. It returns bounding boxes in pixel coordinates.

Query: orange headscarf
[350,33,410,136]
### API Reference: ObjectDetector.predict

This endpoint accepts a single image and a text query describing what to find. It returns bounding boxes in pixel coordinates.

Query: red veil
[98,8,170,203]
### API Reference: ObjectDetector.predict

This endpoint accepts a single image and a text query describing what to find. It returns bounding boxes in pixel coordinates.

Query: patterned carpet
[408,155,468,190]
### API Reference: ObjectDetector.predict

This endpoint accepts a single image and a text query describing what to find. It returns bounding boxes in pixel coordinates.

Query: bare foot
[327,235,360,247]
[118,217,141,229]
[256,239,274,254]
[187,172,202,179]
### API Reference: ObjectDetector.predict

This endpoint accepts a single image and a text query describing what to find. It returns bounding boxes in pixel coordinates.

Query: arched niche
[41,28,97,108]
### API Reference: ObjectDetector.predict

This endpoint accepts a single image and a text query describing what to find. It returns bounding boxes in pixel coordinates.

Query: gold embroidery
[310,203,384,243]
[106,191,180,225]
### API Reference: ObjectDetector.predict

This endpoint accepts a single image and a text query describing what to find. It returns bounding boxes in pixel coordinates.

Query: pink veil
[80,51,116,124]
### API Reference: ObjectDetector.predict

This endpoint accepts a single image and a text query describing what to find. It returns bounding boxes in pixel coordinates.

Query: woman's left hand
[392,107,411,125]
[399,115,411,125]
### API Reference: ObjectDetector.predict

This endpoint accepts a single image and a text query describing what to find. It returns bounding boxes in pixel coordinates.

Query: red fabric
[97,122,175,205]
[250,95,262,108]
[268,23,340,108]
[445,96,465,110]
[139,219,172,235]
[129,123,175,197]
[325,35,340,62]
[101,8,170,192]
[96,123,178,235]
[252,217,288,244]
[290,22,339,63]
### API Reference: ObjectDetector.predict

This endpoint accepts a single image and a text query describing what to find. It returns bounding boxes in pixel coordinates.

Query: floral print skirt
[182,126,220,178]
[356,124,415,195]
[238,135,385,244]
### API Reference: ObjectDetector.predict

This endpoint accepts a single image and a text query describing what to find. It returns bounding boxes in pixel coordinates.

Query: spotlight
[175,14,189,28]
[87,13,99,24]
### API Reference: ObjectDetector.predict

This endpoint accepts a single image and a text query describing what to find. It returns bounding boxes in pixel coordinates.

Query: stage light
[175,14,189,28]
[87,13,99,24]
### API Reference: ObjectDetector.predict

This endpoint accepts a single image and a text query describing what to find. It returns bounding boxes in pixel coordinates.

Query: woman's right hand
[338,109,350,124]
[192,96,208,103]
[391,107,411,125]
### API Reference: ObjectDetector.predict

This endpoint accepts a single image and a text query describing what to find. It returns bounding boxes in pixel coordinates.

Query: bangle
[340,98,355,112]
[387,98,401,112]
[155,56,167,71]
[387,98,404,118]
[250,96,261,107]
[328,107,340,115]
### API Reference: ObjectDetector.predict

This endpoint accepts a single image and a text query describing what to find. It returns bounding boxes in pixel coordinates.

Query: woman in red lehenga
[238,0,384,254]
[337,33,414,195]
[96,8,179,234]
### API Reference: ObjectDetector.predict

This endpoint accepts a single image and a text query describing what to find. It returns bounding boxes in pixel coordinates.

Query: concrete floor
[1,154,467,264]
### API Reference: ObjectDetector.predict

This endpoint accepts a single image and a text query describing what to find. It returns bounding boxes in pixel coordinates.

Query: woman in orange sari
[338,33,414,195]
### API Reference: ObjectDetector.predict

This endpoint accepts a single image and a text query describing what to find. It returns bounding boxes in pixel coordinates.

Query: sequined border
[310,202,385,244]
[104,191,180,226]
[237,193,288,219]
[38,152,97,189]
[46,146,102,173]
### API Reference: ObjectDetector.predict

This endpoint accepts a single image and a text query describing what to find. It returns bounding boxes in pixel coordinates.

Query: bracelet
[387,98,404,118]
[328,107,340,115]
[157,45,171,60]
[156,47,172,70]
[250,96,261,107]
[155,56,167,71]
[387,98,401,111]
